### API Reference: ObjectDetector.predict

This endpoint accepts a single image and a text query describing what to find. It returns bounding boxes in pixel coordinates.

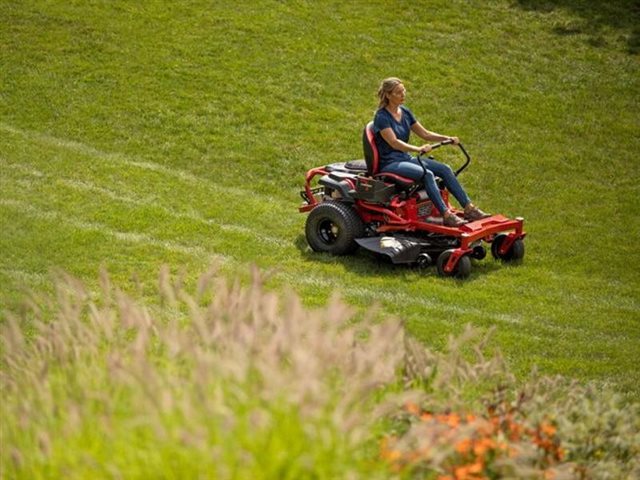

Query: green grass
[1,0,638,407]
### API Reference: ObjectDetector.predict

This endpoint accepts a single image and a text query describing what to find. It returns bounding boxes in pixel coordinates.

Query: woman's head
[377,77,405,108]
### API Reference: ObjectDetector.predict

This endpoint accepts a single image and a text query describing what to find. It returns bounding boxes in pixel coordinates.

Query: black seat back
[362,122,379,176]
[362,121,422,192]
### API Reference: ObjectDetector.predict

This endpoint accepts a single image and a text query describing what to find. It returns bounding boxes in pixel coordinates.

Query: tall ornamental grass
[1,267,638,479]
[1,266,403,479]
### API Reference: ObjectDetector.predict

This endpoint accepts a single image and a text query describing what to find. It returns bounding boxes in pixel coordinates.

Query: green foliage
[388,327,640,479]
[523,375,640,479]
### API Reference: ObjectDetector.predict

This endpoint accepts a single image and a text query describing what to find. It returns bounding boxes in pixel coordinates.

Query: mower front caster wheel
[436,250,472,279]
[471,245,487,260]
[491,234,525,262]
[415,253,433,272]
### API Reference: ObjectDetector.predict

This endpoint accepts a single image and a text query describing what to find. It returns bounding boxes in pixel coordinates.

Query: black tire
[305,201,364,255]
[436,249,472,279]
[491,234,525,262]
[471,245,487,260]
[415,253,433,272]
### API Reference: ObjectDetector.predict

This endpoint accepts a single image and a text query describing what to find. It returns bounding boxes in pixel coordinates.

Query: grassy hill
[1,0,638,398]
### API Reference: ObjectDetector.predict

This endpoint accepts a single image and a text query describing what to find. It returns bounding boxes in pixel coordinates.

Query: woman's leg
[420,157,471,208]
[380,159,448,214]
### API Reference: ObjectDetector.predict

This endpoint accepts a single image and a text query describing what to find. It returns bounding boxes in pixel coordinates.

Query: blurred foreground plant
[0,265,403,479]
[1,266,638,479]
[384,329,640,479]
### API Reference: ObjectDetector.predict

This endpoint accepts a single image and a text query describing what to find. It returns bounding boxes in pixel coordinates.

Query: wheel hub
[318,220,339,244]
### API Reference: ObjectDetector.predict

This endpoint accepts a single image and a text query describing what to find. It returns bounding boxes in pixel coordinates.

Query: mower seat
[363,122,417,190]
[325,160,367,174]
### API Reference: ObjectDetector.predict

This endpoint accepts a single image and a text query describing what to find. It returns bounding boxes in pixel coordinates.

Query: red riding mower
[298,122,526,278]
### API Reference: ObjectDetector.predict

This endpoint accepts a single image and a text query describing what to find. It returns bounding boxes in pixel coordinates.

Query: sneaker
[464,204,491,221]
[443,211,467,227]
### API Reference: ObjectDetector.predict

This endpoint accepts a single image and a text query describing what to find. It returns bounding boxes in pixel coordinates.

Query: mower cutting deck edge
[298,123,526,278]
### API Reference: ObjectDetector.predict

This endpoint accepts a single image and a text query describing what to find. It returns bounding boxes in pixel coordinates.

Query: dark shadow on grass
[294,234,400,278]
[294,234,505,282]
[511,0,640,54]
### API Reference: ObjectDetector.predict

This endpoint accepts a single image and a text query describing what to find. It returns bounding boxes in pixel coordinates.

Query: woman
[373,77,489,227]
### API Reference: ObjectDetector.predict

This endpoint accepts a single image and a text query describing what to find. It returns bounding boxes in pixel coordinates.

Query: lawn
[1,0,638,400]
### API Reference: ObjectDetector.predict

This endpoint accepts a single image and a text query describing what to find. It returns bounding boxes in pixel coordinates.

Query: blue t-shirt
[373,105,417,166]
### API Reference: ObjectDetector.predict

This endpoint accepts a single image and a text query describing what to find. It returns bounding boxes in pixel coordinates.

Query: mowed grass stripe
[0,268,50,287]
[1,198,223,261]
[0,122,251,198]
[0,122,300,228]
[2,160,282,247]
[0,124,302,267]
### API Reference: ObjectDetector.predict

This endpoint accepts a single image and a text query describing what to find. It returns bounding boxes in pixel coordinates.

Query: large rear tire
[305,201,364,255]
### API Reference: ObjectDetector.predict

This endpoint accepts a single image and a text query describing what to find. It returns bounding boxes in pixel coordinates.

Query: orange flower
[508,421,523,441]
[473,437,496,456]
[420,412,434,422]
[447,413,461,428]
[490,416,500,429]
[476,421,494,437]
[468,461,484,474]
[405,401,421,416]
[556,447,565,461]
[453,462,486,480]
[454,465,471,479]
[541,422,557,437]
[455,437,473,454]
[380,436,401,462]
[384,449,402,462]
[437,413,450,424]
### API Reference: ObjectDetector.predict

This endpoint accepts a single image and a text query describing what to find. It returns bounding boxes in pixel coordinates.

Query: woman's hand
[418,144,432,154]
[448,136,460,145]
